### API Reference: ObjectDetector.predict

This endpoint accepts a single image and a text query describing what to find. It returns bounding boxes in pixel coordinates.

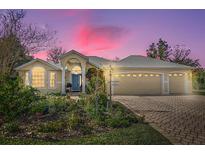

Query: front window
[25,71,30,86]
[71,65,81,74]
[32,67,45,88]
[49,71,56,88]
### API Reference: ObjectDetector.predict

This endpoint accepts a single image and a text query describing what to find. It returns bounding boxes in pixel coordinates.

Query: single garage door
[169,73,185,94]
[113,73,162,95]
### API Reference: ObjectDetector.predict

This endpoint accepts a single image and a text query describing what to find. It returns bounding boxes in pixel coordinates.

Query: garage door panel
[169,76,185,94]
[113,76,161,95]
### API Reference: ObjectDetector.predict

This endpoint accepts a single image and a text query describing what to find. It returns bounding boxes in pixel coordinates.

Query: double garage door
[112,73,185,95]
[113,74,162,95]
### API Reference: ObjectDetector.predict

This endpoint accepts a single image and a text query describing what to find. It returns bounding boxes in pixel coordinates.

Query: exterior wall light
[169,74,172,77]
[121,74,125,77]
[179,73,183,76]
[155,74,160,77]
[150,74,154,77]
[173,73,178,77]
[127,74,131,77]
[138,74,142,77]
[144,74,148,77]
[133,74,137,77]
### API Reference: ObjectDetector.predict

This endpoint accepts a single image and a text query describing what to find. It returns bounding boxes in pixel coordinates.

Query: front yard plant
[0,74,170,144]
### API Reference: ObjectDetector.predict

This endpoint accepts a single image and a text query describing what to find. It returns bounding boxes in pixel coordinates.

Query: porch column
[184,72,192,94]
[28,70,32,86]
[61,68,66,94]
[162,73,169,95]
[82,63,86,93]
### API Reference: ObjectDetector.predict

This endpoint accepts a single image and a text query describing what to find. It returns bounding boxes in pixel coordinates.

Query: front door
[72,74,81,91]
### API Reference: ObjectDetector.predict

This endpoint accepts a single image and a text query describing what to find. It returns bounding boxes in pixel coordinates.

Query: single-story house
[15,50,193,95]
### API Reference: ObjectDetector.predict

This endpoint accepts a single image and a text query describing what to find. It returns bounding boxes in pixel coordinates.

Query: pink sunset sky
[24,10,205,67]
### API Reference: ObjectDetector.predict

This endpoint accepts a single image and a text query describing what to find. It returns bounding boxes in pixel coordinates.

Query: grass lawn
[0,123,171,145]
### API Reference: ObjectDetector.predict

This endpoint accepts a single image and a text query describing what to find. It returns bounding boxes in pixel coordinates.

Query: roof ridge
[119,54,145,62]
[117,55,192,68]
[88,56,111,61]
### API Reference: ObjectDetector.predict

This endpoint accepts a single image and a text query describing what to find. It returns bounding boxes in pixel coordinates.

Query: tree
[0,10,56,75]
[47,47,66,63]
[114,57,120,61]
[0,35,24,74]
[146,38,172,61]
[170,45,201,68]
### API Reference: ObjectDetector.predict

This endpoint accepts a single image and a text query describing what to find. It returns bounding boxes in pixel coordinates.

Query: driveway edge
[119,102,179,145]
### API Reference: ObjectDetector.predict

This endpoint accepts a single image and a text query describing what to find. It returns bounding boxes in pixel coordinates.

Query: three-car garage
[112,72,188,95]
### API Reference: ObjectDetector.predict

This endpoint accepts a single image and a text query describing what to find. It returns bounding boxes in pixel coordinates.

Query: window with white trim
[32,67,45,88]
[49,71,56,88]
[25,71,30,86]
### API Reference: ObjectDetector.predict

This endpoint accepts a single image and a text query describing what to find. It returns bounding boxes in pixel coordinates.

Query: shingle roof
[87,55,192,69]
[15,58,62,70]
[47,61,63,70]
[88,56,112,68]
[113,55,192,69]
[16,51,192,71]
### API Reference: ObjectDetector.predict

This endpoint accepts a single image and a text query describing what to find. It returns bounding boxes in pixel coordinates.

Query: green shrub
[31,99,49,115]
[105,102,139,128]
[105,118,130,128]
[38,120,65,133]
[4,121,20,133]
[86,68,106,94]
[79,92,108,120]
[64,103,92,134]
[47,95,69,113]
[0,75,41,121]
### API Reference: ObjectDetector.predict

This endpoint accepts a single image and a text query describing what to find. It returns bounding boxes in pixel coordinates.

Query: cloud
[33,50,48,60]
[73,24,129,54]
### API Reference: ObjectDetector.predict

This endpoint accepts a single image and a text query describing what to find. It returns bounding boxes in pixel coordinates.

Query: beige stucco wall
[17,56,193,95]
[103,67,193,95]
[17,61,62,94]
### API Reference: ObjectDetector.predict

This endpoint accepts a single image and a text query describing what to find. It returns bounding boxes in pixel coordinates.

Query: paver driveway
[113,95,205,144]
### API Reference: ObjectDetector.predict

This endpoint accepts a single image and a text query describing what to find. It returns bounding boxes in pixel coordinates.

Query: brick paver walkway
[113,95,205,144]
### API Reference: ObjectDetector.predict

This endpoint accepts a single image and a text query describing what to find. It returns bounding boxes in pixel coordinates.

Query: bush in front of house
[3,121,21,133]
[30,99,49,115]
[105,102,138,128]
[0,75,42,121]
[47,95,70,113]
[37,102,92,135]
[79,92,108,122]
[38,120,65,133]
[79,91,138,128]
[86,68,106,94]
[65,102,92,134]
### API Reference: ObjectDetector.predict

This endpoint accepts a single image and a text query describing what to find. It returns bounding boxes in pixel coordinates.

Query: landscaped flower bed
[0,93,141,141]
[0,76,170,144]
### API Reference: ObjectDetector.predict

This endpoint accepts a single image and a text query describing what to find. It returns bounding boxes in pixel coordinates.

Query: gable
[60,50,88,67]
[15,59,62,71]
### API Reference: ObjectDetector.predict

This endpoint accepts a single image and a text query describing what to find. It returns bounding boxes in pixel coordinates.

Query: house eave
[15,59,62,71]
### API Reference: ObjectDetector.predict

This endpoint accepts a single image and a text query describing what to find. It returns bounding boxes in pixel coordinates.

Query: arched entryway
[60,50,87,94]
[70,63,82,92]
